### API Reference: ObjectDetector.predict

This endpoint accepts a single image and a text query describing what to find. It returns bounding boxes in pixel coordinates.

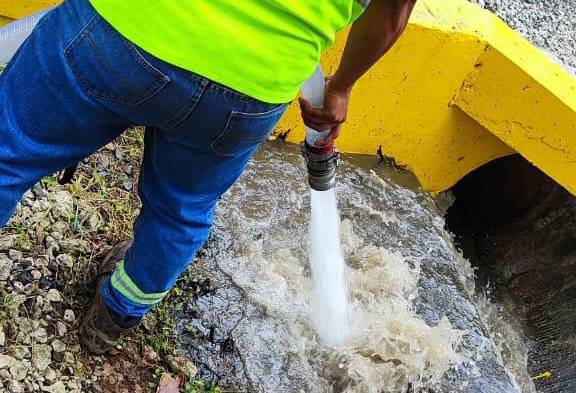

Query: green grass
[183,380,223,393]
[0,290,15,316]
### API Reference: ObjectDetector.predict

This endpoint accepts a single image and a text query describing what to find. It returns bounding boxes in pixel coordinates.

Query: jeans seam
[120,40,171,107]
[209,104,286,157]
[207,83,252,103]
[63,15,170,108]
[162,81,209,130]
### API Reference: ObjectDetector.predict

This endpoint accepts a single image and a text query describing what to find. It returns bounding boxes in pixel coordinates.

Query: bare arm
[300,0,416,145]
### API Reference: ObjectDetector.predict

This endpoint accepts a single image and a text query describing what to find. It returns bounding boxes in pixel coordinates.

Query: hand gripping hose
[300,66,340,191]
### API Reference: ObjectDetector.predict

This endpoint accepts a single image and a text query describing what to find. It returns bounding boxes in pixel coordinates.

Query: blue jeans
[0,0,287,318]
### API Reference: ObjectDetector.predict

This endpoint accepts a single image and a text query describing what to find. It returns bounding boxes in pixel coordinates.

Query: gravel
[470,0,576,76]
[0,131,200,392]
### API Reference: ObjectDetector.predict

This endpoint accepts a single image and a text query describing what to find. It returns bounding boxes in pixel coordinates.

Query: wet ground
[0,129,541,393]
[177,141,530,392]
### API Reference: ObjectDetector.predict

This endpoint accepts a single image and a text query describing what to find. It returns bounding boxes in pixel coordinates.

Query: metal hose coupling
[301,142,340,191]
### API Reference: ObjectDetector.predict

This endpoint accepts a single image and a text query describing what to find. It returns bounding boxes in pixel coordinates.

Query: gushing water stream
[178,142,534,392]
[309,189,350,346]
[301,65,351,346]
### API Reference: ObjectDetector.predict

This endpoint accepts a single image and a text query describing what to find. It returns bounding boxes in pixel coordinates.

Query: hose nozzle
[301,142,340,191]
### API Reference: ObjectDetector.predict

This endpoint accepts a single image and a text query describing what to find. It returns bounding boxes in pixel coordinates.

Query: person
[0,0,416,354]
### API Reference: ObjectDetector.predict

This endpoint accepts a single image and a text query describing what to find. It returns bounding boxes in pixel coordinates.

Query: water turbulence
[178,142,527,392]
[309,189,350,347]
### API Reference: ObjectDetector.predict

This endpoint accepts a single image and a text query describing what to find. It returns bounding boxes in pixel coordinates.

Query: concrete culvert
[446,154,576,393]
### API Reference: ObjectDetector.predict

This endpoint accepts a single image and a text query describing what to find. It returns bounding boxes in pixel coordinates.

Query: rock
[63,309,76,323]
[123,178,133,191]
[51,351,65,364]
[16,317,37,332]
[55,254,74,269]
[31,269,42,281]
[66,381,81,390]
[0,326,5,346]
[44,367,57,383]
[34,295,45,312]
[0,254,14,281]
[63,352,75,366]
[32,344,52,371]
[45,236,60,254]
[51,340,66,353]
[32,327,48,344]
[15,330,32,345]
[0,234,18,249]
[41,300,55,315]
[11,346,30,360]
[59,239,89,255]
[56,322,67,337]
[9,359,28,381]
[32,199,53,213]
[69,344,81,353]
[87,212,102,230]
[167,355,197,379]
[51,221,68,235]
[42,381,66,393]
[32,183,49,200]
[23,381,34,392]
[46,289,62,303]
[8,380,24,393]
[34,257,49,268]
[0,368,12,380]
[8,249,23,261]
[0,354,16,368]
[49,191,74,219]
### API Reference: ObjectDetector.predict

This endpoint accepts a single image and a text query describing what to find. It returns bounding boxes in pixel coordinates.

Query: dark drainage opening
[445,154,576,393]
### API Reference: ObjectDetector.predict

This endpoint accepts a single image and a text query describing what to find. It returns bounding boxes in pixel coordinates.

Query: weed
[0,290,15,315]
[183,380,222,393]
[75,366,87,381]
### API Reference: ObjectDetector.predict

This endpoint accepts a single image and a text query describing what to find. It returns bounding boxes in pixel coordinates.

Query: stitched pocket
[211,104,287,157]
[64,15,170,107]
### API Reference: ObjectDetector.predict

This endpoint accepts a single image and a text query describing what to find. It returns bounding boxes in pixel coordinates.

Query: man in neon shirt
[0,0,415,353]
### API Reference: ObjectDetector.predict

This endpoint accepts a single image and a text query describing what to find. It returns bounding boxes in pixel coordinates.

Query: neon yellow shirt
[89,1,366,103]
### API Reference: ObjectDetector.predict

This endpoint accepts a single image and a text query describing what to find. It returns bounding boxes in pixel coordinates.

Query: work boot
[80,241,140,354]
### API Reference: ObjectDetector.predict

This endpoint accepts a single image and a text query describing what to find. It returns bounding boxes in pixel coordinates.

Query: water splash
[179,143,527,392]
[309,189,350,346]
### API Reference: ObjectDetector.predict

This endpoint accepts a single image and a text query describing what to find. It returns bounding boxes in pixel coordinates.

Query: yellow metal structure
[2,0,575,193]
[0,0,57,20]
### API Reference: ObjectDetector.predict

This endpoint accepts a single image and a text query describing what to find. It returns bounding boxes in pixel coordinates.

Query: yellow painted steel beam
[280,0,576,193]
[2,0,575,194]
[452,29,576,195]
[0,0,57,19]
[0,15,13,27]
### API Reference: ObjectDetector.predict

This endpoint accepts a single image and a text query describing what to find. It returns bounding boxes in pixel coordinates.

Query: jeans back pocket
[64,15,170,107]
[211,104,287,157]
